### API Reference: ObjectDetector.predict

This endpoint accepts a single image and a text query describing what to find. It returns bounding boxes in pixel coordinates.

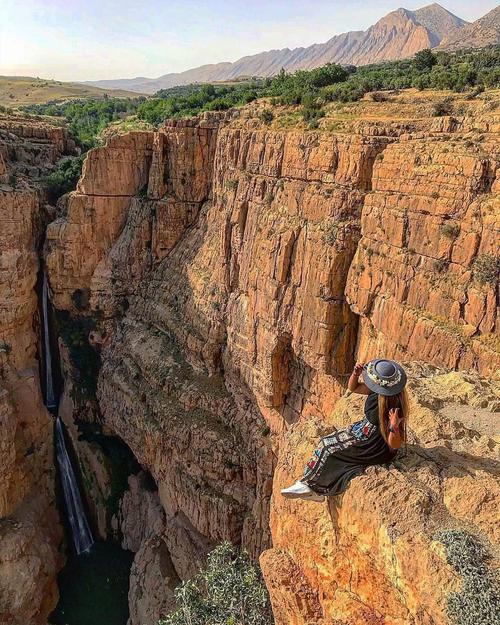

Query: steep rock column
[259,112,500,625]
[0,115,76,625]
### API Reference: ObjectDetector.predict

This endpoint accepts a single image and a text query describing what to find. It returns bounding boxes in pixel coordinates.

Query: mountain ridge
[438,5,500,50]
[84,3,474,94]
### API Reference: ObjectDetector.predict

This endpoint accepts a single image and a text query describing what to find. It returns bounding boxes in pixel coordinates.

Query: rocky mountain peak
[413,2,468,45]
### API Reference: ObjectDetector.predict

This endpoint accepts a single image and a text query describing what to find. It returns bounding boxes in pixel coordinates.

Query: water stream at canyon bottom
[43,273,94,554]
[41,272,135,625]
[54,417,94,554]
[42,273,57,410]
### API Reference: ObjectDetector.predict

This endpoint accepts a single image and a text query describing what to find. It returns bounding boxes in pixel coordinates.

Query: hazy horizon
[1,0,498,82]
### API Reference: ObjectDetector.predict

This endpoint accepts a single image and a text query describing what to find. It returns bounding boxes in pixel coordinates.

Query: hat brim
[362,362,407,396]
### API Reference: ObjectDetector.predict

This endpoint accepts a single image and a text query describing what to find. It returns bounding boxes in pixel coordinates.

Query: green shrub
[434,530,499,625]
[259,109,274,125]
[473,254,500,285]
[441,223,460,239]
[466,85,485,100]
[44,155,84,203]
[160,542,273,625]
[414,49,437,71]
[433,97,454,117]
[434,259,449,273]
[323,223,339,246]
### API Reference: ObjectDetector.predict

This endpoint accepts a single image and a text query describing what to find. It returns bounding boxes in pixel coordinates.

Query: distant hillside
[85,3,469,94]
[0,76,144,107]
[439,5,500,50]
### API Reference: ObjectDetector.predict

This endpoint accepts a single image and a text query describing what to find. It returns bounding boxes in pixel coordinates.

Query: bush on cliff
[435,530,500,625]
[44,155,84,203]
[159,542,273,625]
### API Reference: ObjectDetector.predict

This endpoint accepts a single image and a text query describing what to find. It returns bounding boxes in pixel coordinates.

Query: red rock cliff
[45,98,499,625]
[0,115,76,625]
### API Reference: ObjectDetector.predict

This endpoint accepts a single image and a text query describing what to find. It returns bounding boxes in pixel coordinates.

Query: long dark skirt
[302,417,396,495]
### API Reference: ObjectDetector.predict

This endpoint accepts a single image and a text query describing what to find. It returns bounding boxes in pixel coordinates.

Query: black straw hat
[362,359,407,396]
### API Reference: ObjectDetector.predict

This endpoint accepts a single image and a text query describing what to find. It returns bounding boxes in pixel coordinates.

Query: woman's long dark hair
[378,388,409,445]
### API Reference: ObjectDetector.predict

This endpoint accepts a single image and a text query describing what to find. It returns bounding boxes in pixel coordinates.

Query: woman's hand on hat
[353,362,364,377]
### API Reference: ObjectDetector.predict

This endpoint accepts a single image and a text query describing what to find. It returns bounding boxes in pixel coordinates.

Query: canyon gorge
[0,91,498,625]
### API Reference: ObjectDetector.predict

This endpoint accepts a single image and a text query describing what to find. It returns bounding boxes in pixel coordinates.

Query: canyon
[0,89,499,625]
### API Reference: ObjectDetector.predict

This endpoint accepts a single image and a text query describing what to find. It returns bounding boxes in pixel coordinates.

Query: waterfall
[42,272,94,555]
[42,274,56,409]
[55,418,94,554]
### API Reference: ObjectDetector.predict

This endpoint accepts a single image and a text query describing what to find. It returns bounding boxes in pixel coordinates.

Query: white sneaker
[280,481,325,502]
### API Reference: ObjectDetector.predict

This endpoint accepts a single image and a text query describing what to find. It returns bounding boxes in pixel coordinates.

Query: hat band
[366,362,401,388]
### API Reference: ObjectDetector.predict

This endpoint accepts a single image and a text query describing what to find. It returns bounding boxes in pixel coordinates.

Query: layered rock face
[347,114,499,375]
[46,101,499,624]
[0,116,76,625]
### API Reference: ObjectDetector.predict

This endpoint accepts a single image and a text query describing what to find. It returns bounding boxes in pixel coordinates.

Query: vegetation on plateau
[23,96,145,150]
[434,530,500,625]
[20,45,500,201]
[159,542,273,625]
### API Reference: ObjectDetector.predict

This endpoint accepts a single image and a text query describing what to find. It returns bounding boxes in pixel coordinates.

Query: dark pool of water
[49,541,133,625]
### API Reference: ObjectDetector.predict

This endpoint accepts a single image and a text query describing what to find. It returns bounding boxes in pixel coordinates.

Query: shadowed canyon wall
[0,116,76,625]
[1,95,499,625]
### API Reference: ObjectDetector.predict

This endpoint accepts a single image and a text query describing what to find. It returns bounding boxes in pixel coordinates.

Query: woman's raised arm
[348,362,370,395]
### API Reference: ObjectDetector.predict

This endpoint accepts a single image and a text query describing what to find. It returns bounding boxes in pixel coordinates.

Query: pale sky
[0,0,498,82]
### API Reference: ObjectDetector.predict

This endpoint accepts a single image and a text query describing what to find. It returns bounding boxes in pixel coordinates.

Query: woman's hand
[353,362,364,378]
[348,362,370,394]
[389,408,403,430]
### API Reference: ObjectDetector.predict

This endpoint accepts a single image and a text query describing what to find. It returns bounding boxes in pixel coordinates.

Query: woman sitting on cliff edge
[281,359,409,502]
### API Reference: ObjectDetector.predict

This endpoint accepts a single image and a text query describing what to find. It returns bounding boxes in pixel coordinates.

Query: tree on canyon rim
[160,542,273,625]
